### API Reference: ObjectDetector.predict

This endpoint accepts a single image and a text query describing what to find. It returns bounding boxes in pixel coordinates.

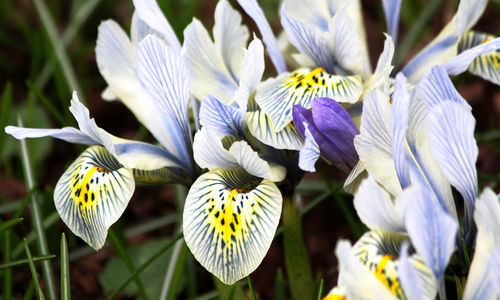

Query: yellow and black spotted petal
[458,31,500,85]
[54,145,135,249]
[183,168,282,285]
[255,68,363,132]
[353,230,436,300]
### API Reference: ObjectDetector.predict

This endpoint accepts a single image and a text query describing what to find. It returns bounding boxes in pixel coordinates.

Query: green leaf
[315,279,324,300]
[274,269,286,300]
[60,233,70,300]
[247,277,258,300]
[0,82,12,155]
[23,239,45,300]
[0,254,56,270]
[0,218,23,232]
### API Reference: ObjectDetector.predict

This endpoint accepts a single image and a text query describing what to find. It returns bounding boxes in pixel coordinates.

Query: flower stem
[282,194,314,300]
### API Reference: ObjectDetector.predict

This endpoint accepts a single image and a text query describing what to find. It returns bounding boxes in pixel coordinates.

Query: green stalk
[212,276,245,300]
[247,277,258,300]
[12,211,59,259]
[24,239,45,300]
[282,194,314,300]
[18,117,57,300]
[3,230,12,300]
[31,0,85,104]
[0,255,56,270]
[0,218,23,232]
[108,229,149,300]
[315,279,324,300]
[60,233,70,300]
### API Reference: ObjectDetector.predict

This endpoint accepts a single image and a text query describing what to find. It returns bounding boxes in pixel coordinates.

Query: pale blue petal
[444,37,500,76]
[353,175,405,232]
[428,100,478,233]
[416,65,469,110]
[491,248,500,296]
[454,0,488,35]
[457,32,500,85]
[182,19,238,102]
[193,127,239,170]
[354,89,402,197]
[398,243,428,300]
[229,141,271,179]
[298,123,320,172]
[404,185,458,279]
[365,34,395,94]
[392,73,411,189]
[214,0,249,81]
[136,35,192,168]
[236,0,287,74]
[5,126,96,145]
[199,95,245,138]
[234,37,265,110]
[132,0,181,50]
[382,0,401,44]
[280,4,335,73]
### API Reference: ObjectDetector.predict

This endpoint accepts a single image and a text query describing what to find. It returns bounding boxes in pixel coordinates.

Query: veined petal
[214,0,249,82]
[193,127,239,170]
[381,0,402,44]
[237,0,287,74]
[344,161,367,194]
[398,243,437,300]
[54,146,135,249]
[246,99,303,150]
[353,175,405,233]
[234,37,265,110]
[428,100,478,233]
[335,238,398,300]
[354,89,401,197]
[182,18,238,103]
[416,65,469,110]
[365,34,395,95]
[199,94,245,138]
[463,188,500,300]
[403,185,458,279]
[132,0,181,50]
[5,126,97,145]
[256,68,362,132]
[228,141,273,180]
[136,35,192,167]
[131,11,159,46]
[183,168,282,285]
[392,73,411,189]
[298,122,320,172]
[452,32,500,84]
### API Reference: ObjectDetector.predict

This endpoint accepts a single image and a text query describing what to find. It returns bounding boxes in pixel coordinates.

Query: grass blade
[0,218,23,232]
[274,269,285,300]
[247,277,258,300]
[23,239,46,300]
[315,279,324,300]
[0,82,12,153]
[18,116,57,300]
[3,230,12,300]
[60,233,70,300]
[107,232,183,300]
[12,211,59,259]
[0,254,55,270]
[31,0,86,104]
[108,229,149,300]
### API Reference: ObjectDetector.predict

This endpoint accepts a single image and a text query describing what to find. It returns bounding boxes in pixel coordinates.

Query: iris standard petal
[199,95,245,138]
[398,243,435,300]
[5,126,96,145]
[354,89,401,197]
[193,127,240,170]
[381,0,402,44]
[54,146,135,250]
[391,73,411,189]
[428,100,478,233]
[136,35,192,168]
[228,141,273,179]
[364,34,395,95]
[132,0,181,50]
[353,175,405,233]
[183,168,282,285]
[255,68,362,132]
[403,185,458,279]
[298,122,320,172]
[236,0,287,74]
[234,37,265,110]
[449,33,500,84]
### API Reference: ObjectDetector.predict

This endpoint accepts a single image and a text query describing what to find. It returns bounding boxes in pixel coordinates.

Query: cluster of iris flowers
[5,0,500,298]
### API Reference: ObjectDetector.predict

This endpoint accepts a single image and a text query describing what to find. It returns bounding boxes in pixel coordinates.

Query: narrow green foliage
[0,218,23,232]
[3,230,12,300]
[108,229,149,300]
[12,211,59,259]
[282,196,314,300]
[107,233,183,300]
[22,281,36,300]
[23,239,45,300]
[315,279,324,300]
[0,82,12,154]
[26,80,66,126]
[247,277,258,300]
[212,276,245,300]
[0,254,55,270]
[274,269,286,300]
[60,233,70,300]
